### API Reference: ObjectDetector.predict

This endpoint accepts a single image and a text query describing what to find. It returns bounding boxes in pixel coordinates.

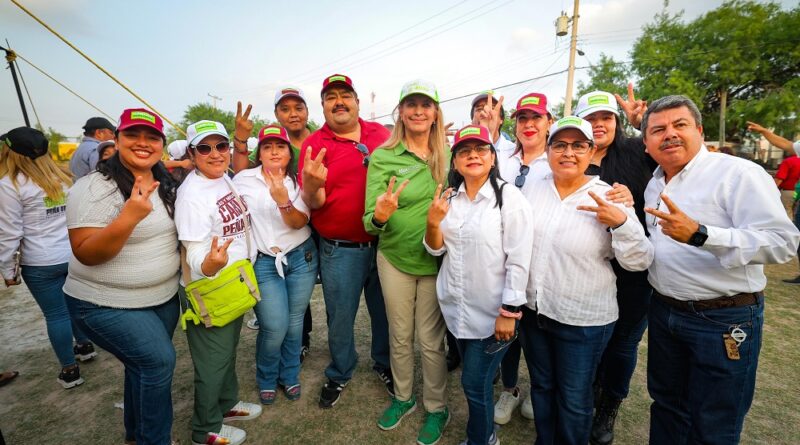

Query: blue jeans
[319,238,390,383]
[500,338,522,389]
[456,336,508,445]
[253,238,318,390]
[519,308,614,445]
[595,277,652,399]
[21,263,89,367]
[647,295,763,445]
[66,294,179,445]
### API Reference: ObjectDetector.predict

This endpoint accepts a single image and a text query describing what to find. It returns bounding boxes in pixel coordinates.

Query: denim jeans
[456,336,509,445]
[253,238,318,390]
[595,278,652,399]
[647,295,763,445]
[519,308,614,445]
[66,294,179,445]
[500,339,522,389]
[21,263,89,367]
[319,238,390,383]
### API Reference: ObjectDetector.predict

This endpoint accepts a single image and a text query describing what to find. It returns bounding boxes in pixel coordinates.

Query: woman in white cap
[425,124,533,445]
[363,79,450,444]
[519,116,652,445]
[62,108,181,445]
[573,89,657,445]
[232,125,317,406]
[0,127,98,390]
[175,120,261,445]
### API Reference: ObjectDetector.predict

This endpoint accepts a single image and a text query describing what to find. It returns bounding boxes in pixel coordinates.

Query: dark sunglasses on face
[356,143,370,167]
[515,164,530,188]
[193,141,231,156]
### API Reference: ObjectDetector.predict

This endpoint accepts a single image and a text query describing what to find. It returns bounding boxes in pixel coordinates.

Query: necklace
[408,144,430,160]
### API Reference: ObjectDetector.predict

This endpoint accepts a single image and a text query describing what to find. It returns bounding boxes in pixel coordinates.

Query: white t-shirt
[793,140,800,156]
[175,171,253,283]
[0,175,71,279]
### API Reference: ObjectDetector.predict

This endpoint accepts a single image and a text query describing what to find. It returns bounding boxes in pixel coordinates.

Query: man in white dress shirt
[641,95,800,445]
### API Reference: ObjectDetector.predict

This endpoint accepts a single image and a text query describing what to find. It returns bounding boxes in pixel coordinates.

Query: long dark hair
[447,146,507,208]
[253,140,298,187]
[97,151,178,218]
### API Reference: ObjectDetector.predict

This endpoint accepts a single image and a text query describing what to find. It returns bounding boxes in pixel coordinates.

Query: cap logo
[262,127,282,135]
[130,111,156,124]
[459,127,482,138]
[194,122,219,133]
[281,88,298,95]
[587,94,610,106]
[557,117,584,128]
[328,75,347,83]
[4,138,11,147]
[520,96,541,106]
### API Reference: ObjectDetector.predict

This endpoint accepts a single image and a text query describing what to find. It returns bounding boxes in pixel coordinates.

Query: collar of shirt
[455,179,495,202]
[652,145,709,182]
[318,117,376,143]
[542,173,602,201]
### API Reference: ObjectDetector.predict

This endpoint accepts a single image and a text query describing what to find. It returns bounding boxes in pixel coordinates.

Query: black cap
[1,127,50,159]
[82,117,116,132]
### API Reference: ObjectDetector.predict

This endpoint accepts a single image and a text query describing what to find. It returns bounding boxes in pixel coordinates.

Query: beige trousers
[376,251,447,412]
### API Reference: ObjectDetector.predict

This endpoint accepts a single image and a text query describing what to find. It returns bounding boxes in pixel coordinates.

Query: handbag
[180,178,260,329]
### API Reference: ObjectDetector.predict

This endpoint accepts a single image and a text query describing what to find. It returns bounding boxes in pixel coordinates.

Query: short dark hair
[641,95,703,135]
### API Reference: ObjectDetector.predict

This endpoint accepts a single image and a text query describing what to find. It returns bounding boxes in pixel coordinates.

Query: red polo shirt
[776,155,800,191]
[299,118,390,242]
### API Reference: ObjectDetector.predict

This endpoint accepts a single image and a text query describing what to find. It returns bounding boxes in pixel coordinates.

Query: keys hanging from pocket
[723,334,740,360]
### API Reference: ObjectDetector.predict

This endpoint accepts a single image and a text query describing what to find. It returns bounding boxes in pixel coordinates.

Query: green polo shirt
[363,142,446,276]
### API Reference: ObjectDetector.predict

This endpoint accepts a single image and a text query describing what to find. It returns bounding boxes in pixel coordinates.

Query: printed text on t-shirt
[217,193,248,238]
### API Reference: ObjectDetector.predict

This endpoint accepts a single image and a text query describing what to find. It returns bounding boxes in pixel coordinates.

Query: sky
[0,0,795,139]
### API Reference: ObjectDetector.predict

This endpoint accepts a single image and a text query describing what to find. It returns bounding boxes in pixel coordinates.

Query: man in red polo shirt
[775,154,800,206]
[299,74,393,408]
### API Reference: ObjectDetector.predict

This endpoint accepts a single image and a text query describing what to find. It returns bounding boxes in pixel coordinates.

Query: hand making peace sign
[614,83,647,130]
[122,176,160,222]
[235,101,254,143]
[479,92,505,139]
[301,146,328,192]
[202,236,234,276]
[577,190,628,228]
[373,176,410,224]
[644,194,700,243]
[427,184,454,228]
[265,168,290,206]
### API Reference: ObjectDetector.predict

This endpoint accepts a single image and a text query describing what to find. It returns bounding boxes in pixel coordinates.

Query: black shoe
[446,348,460,372]
[300,345,309,364]
[73,342,97,362]
[375,368,395,397]
[319,379,346,408]
[590,393,622,445]
[782,275,800,285]
[57,365,84,389]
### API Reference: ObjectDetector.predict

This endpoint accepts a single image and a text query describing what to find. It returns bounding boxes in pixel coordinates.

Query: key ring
[730,326,747,345]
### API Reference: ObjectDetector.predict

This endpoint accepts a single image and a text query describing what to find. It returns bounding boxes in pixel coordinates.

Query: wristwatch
[501,304,521,313]
[687,224,708,247]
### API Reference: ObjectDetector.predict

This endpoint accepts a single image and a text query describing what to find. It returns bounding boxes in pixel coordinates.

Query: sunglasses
[193,141,231,156]
[515,164,530,188]
[356,143,370,167]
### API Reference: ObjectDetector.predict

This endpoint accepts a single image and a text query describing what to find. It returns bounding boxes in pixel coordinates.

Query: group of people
[1,71,799,445]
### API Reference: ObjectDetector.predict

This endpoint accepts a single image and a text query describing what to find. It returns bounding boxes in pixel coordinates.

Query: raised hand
[427,184,453,227]
[644,194,700,243]
[121,176,159,222]
[374,176,410,224]
[301,146,328,192]
[577,191,628,228]
[265,169,290,206]
[201,235,234,277]
[480,92,505,139]
[235,101,254,142]
[614,83,647,130]
[746,121,767,135]
[605,182,634,207]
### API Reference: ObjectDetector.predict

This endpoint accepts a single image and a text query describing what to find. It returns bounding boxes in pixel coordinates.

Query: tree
[35,124,66,156]
[166,103,271,143]
[575,54,631,102]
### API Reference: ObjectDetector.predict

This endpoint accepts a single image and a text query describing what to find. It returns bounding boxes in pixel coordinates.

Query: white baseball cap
[167,139,188,160]
[274,86,306,107]
[547,116,594,144]
[186,120,228,146]
[575,91,619,118]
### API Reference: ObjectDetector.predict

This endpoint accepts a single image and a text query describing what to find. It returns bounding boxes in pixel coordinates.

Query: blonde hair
[379,101,447,185]
[0,145,72,200]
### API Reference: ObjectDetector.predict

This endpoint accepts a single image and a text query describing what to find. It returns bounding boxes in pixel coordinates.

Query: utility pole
[718,88,727,150]
[560,0,580,116]
[370,91,376,121]
[208,93,222,109]
[1,45,31,126]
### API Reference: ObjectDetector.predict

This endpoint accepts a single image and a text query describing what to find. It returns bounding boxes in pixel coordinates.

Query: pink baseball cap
[321,74,355,95]
[511,93,549,118]
[451,125,493,151]
[257,125,291,145]
[117,108,165,138]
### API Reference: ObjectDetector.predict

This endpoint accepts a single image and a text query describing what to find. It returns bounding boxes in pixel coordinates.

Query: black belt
[654,290,762,312]
[322,237,374,249]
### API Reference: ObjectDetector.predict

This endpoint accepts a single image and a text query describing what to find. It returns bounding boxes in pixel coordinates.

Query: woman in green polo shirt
[363,79,449,445]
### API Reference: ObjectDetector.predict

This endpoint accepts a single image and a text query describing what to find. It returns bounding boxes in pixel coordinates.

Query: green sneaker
[377,396,417,430]
[417,407,450,445]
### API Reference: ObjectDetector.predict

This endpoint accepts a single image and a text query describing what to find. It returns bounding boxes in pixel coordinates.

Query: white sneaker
[192,424,246,445]
[521,394,534,420]
[246,317,259,330]
[493,389,521,424]
[222,401,262,422]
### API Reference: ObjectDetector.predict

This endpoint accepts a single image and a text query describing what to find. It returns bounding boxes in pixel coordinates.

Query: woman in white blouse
[425,125,532,445]
[232,125,317,405]
[519,117,653,445]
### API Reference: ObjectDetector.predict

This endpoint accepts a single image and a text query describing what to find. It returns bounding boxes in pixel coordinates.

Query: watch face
[690,230,708,247]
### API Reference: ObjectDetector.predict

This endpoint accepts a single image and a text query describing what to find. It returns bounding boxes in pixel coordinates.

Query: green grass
[1,257,798,444]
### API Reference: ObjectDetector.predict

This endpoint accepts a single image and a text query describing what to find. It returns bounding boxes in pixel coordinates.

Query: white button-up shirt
[527,175,653,326]
[645,147,800,301]
[497,149,551,198]
[794,141,800,156]
[424,180,533,339]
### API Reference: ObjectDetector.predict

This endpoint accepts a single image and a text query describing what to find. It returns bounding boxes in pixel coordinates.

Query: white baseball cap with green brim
[547,116,594,145]
[186,120,229,147]
[399,79,439,104]
[575,91,619,118]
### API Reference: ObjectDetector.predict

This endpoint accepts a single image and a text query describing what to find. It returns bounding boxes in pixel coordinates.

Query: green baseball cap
[399,79,439,104]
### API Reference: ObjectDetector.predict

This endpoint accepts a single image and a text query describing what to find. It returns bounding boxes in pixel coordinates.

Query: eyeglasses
[484,331,518,355]
[454,144,492,158]
[650,195,663,227]
[549,141,593,154]
[194,141,231,156]
[356,143,370,167]
[515,164,530,188]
